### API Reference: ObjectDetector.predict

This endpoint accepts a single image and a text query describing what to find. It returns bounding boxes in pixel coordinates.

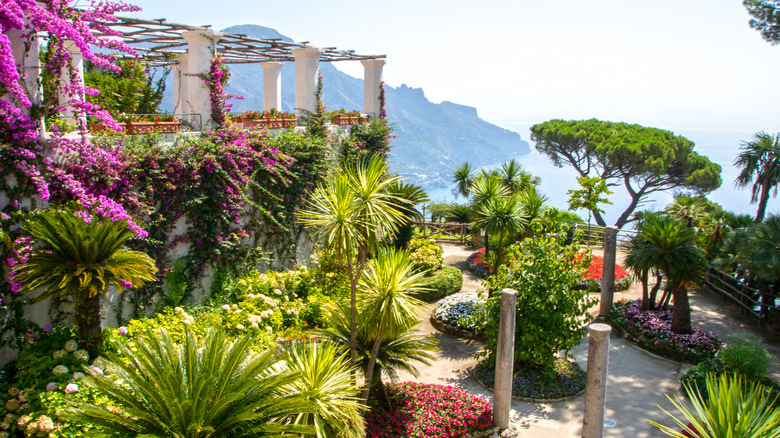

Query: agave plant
[14,203,157,353]
[63,328,312,438]
[650,373,780,438]
[281,342,365,438]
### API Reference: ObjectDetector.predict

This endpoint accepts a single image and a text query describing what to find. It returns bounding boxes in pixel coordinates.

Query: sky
[119,0,780,134]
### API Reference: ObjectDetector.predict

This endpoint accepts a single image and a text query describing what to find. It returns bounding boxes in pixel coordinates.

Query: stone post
[172,53,189,120]
[261,62,283,111]
[599,226,618,318]
[581,323,612,438]
[493,288,517,430]
[291,47,322,117]
[57,40,86,128]
[181,30,222,129]
[361,59,385,118]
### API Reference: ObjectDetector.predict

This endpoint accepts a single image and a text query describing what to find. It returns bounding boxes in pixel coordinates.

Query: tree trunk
[755,179,771,223]
[648,272,663,310]
[670,283,693,334]
[640,270,650,310]
[493,231,505,274]
[369,378,390,408]
[591,209,607,227]
[346,243,358,374]
[361,328,384,405]
[76,292,103,357]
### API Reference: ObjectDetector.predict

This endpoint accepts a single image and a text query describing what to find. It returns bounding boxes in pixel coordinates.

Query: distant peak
[220,24,294,43]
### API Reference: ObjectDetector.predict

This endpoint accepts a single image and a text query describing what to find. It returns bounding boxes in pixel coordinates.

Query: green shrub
[408,237,444,273]
[417,266,463,301]
[719,334,773,382]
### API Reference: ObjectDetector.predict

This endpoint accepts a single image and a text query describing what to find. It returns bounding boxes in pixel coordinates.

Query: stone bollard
[599,226,618,318]
[581,323,612,438]
[493,288,517,430]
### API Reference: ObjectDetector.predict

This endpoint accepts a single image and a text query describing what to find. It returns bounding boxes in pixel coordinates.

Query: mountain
[162,24,531,189]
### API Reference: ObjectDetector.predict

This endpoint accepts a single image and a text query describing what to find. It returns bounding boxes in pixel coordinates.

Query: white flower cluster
[434,291,486,330]
[174,306,195,325]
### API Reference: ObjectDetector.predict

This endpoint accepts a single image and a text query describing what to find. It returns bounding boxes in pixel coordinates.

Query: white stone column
[291,47,322,116]
[261,62,284,111]
[361,59,385,119]
[172,53,189,117]
[181,30,223,129]
[7,29,44,123]
[57,40,86,128]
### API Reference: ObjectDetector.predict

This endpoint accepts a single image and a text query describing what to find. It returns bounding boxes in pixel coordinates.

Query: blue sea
[424,122,765,228]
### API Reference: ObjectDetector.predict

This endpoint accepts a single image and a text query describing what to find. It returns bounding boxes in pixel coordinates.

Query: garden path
[396,242,779,437]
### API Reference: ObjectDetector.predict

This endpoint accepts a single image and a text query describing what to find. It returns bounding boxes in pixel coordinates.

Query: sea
[423,122,766,228]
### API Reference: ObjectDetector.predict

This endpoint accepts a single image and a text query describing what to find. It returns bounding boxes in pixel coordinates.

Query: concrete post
[57,40,86,128]
[172,53,188,118]
[493,288,517,430]
[181,30,222,129]
[599,226,618,318]
[581,323,612,438]
[291,47,322,117]
[361,59,385,118]
[261,62,283,111]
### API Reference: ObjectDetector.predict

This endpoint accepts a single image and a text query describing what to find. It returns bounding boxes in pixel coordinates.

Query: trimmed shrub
[408,238,444,274]
[417,266,463,301]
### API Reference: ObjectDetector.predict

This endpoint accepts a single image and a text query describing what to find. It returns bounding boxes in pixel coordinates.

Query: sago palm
[14,204,157,354]
[63,328,312,438]
[281,342,365,438]
[631,216,705,334]
[357,247,428,403]
[735,131,780,223]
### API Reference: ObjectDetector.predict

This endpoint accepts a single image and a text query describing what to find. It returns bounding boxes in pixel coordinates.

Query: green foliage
[735,131,780,222]
[416,266,463,302]
[444,202,472,223]
[280,342,365,438]
[531,119,722,228]
[744,0,780,44]
[477,222,596,368]
[650,373,780,438]
[84,58,169,115]
[719,335,774,381]
[344,117,393,160]
[407,237,443,274]
[62,328,313,438]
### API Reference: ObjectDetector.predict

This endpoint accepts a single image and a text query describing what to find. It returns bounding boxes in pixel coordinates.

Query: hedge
[417,266,463,302]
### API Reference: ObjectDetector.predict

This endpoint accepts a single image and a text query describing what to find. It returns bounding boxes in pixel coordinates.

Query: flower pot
[330,115,363,125]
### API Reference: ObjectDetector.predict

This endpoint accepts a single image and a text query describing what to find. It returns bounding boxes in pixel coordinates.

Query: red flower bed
[467,248,492,277]
[366,382,493,437]
[583,255,628,281]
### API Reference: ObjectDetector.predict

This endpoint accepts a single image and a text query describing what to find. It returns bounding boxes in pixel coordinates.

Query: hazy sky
[120,0,779,133]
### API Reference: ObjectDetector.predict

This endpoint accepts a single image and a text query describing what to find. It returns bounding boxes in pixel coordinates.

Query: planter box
[89,121,179,134]
[242,118,295,130]
[330,115,367,125]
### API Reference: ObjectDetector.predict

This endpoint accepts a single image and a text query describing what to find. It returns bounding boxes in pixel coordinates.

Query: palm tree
[445,203,473,224]
[15,204,157,354]
[64,328,312,437]
[499,159,538,194]
[299,156,405,371]
[469,174,510,253]
[318,305,438,405]
[735,131,780,222]
[357,247,427,403]
[386,180,429,249]
[452,162,476,198]
[630,216,706,334]
[281,342,365,438]
[666,195,708,228]
[473,195,529,274]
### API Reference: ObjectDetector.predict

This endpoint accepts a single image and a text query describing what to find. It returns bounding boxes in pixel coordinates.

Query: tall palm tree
[452,162,476,198]
[735,131,780,222]
[15,204,157,354]
[630,216,706,334]
[357,247,427,403]
[386,180,429,249]
[281,342,365,438]
[299,156,405,371]
[64,328,312,437]
[499,159,538,194]
[666,195,708,228]
[473,195,529,274]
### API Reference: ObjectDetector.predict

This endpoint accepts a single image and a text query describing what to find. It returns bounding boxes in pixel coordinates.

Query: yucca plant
[650,373,780,438]
[281,342,365,438]
[63,328,312,438]
[14,203,157,353]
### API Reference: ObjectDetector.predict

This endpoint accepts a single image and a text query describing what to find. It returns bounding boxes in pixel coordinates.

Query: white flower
[52,350,65,359]
[92,357,107,370]
[64,340,78,352]
[183,319,193,325]
[246,293,256,299]
[0,430,10,438]
[250,323,259,329]
[25,421,38,434]
[6,388,19,397]
[0,422,8,431]
[235,324,245,331]
[16,415,30,427]
[2,415,14,425]
[64,383,79,394]
[273,288,282,296]
[265,326,273,334]
[36,416,54,433]
[73,349,89,361]
[174,307,184,313]
[72,372,85,379]
[89,366,104,375]
[52,365,69,375]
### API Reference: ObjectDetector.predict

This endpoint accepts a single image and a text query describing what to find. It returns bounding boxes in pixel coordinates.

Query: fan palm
[631,216,705,334]
[14,204,157,354]
[473,195,529,274]
[666,195,708,228]
[357,247,428,402]
[735,131,780,223]
[63,328,312,438]
[281,342,365,438]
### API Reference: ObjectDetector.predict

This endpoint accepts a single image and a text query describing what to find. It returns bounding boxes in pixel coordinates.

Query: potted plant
[329,109,366,125]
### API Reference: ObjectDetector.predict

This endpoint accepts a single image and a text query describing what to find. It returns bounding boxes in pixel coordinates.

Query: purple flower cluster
[201,54,242,128]
[611,299,722,364]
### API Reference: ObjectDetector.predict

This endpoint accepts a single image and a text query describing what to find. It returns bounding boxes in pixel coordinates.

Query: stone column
[361,59,385,118]
[172,53,189,118]
[181,30,222,129]
[291,47,322,116]
[493,288,517,430]
[599,226,618,318]
[581,323,612,438]
[57,40,86,127]
[261,62,283,111]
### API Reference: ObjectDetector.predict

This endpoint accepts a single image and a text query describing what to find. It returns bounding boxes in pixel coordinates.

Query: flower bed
[466,248,491,277]
[475,358,586,401]
[610,299,722,364]
[433,291,485,331]
[577,255,632,292]
[365,382,493,437]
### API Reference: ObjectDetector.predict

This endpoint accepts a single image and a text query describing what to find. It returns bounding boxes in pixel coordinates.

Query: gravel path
[392,241,780,437]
